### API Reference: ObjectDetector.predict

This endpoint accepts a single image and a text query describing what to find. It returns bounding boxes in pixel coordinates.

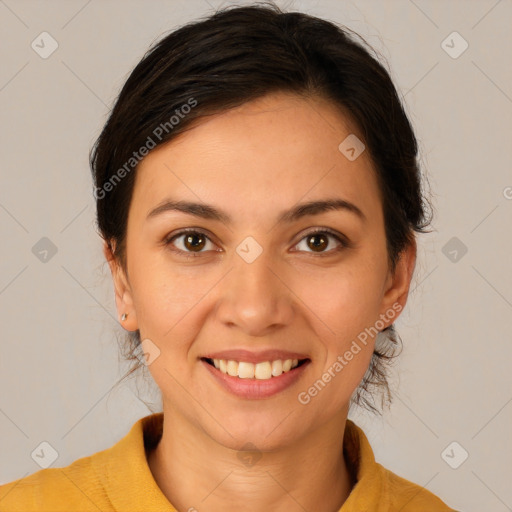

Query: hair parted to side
[90,2,432,416]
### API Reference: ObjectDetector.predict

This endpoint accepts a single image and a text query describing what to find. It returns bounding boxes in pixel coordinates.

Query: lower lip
[201,359,310,399]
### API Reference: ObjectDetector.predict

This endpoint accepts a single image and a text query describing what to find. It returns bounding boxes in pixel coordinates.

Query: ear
[103,241,138,331]
[379,239,417,328]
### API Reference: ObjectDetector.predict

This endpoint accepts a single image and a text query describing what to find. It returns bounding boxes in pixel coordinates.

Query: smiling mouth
[201,357,310,380]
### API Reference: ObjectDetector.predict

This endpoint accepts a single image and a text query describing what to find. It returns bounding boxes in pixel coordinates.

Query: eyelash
[163,227,350,258]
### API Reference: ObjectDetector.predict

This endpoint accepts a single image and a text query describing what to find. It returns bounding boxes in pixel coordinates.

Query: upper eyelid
[165,227,217,245]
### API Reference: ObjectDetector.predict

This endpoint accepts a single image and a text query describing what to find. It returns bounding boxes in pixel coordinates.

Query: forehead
[132,92,382,226]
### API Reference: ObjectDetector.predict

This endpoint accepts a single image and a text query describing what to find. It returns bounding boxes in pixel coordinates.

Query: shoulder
[379,463,458,511]
[343,420,458,511]
[0,413,168,512]
[0,449,114,511]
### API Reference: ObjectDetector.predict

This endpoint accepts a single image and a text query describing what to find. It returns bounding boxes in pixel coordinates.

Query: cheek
[135,285,209,355]
[129,247,216,338]
[293,270,379,413]
[293,261,385,339]
[288,259,385,405]
[130,267,212,391]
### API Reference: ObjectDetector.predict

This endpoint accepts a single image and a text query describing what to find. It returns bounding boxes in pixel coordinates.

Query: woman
[0,3,458,511]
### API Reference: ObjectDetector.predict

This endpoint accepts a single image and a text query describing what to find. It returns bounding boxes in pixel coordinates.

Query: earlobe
[380,241,417,327]
[116,291,138,331]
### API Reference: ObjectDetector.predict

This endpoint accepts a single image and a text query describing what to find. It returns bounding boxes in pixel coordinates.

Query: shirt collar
[342,418,389,510]
[92,412,175,511]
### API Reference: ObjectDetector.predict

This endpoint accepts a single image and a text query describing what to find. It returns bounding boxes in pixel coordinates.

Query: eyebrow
[147,198,366,224]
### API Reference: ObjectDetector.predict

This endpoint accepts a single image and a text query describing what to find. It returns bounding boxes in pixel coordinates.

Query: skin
[105,91,416,512]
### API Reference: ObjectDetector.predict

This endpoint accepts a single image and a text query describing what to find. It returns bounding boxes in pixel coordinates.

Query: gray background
[1,1,511,510]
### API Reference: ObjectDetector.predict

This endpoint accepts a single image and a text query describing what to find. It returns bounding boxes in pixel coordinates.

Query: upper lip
[201,349,310,364]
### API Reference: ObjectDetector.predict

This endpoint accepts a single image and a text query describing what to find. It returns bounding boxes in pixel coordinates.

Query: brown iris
[307,233,328,252]
[184,233,207,252]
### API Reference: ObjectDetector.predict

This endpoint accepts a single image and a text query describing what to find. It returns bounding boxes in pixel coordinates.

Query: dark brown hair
[91,2,432,415]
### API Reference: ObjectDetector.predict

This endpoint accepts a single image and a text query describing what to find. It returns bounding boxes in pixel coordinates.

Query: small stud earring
[121,313,128,321]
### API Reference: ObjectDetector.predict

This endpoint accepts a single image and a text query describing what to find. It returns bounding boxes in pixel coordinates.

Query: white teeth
[238,361,254,379]
[226,360,238,377]
[210,357,302,380]
[254,361,272,380]
[271,359,283,376]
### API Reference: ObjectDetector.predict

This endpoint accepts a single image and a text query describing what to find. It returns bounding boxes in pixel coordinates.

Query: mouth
[201,357,310,380]
[200,355,311,399]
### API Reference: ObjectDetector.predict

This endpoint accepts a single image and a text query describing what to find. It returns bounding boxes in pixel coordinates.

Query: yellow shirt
[0,413,457,511]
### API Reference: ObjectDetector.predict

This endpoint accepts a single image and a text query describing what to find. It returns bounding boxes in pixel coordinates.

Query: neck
[147,407,355,512]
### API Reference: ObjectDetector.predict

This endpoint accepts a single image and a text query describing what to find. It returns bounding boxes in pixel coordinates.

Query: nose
[214,249,294,337]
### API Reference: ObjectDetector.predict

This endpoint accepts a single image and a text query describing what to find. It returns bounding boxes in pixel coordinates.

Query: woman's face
[108,91,415,450]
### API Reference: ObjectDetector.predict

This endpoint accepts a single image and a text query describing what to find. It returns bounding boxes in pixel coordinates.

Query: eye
[293,228,348,255]
[164,229,217,257]
[164,227,350,258]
